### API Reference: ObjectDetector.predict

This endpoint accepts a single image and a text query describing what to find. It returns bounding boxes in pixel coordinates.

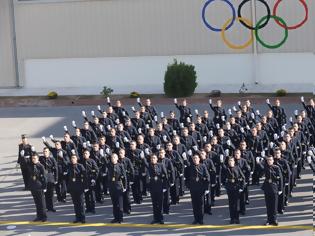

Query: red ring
[273,0,308,30]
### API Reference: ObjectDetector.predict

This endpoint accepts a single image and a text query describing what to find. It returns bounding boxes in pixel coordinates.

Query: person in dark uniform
[18,134,32,190]
[146,154,168,224]
[22,152,47,222]
[39,147,58,212]
[266,99,287,131]
[108,153,127,223]
[118,148,135,215]
[188,154,210,225]
[257,155,283,226]
[67,154,88,223]
[222,157,245,224]
[174,98,193,125]
[82,149,99,214]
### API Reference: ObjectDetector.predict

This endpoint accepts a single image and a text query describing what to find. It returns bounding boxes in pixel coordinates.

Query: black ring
[238,0,271,30]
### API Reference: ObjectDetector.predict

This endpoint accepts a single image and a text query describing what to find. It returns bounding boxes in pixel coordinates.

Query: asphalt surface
[0,102,313,236]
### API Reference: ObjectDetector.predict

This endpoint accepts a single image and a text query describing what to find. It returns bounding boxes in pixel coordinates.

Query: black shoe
[207,211,212,215]
[111,219,119,223]
[245,200,249,205]
[163,211,169,215]
[150,220,157,224]
[47,208,56,212]
[230,220,235,224]
[160,220,164,224]
[297,176,301,179]
[199,221,204,225]
[41,218,47,222]
[90,210,96,214]
[234,219,240,224]
[125,210,131,215]
[239,211,245,216]
[278,210,284,214]
[81,220,86,224]
[33,218,41,222]
[271,221,278,226]
[192,220,198,225]
[73,219,80,223]
[61,199,66,203]
[264,221,270,226]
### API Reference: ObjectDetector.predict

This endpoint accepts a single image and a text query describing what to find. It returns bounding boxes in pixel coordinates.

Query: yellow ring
[221,17,253,50]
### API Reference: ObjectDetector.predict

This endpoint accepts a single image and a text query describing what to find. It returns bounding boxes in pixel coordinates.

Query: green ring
[255,15,288,49]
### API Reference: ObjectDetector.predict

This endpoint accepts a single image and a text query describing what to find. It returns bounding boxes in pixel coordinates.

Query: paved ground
[0,101,313,236]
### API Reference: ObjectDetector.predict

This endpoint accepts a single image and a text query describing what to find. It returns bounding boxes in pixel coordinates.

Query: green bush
[100,86,113,97]
[275,89,287,97]
[164,59,198,97]
[47,91,58,99]
[130,91,140,98]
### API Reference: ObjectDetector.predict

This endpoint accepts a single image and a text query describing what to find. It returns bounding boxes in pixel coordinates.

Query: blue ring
[202,0,236,32]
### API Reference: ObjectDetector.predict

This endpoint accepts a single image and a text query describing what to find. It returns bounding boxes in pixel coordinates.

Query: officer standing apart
[18,134,32,190]
[67,154,88,223]
[108,153,127,223]
[257,155,283,226]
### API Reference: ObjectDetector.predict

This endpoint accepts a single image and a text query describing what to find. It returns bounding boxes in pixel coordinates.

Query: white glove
[131,106,135,112]
[145,148,150,155]
[87,141,91,147]
[180,123,184,128]
[72,120,76,128]
[97,105,101,111]
[20,150,25,157]
[209,130,213,137]
[49,134,54,140]
[256,156,260,163]
[266,99,270,104]
[173,130,177,136]
[233,106,237,111]
[91,111,95,117]
[43,189,47,193]
[219,155,224,163]
[240,127,244,133]
[130,182,134,185]
[307,156,312,164]
[251,113,255,119]
[140,151,145,159]
[174,98,177,104]
[278,191,282,195]
[221,116,225,121]
[156,144,161,150]
[122,111,126,116]
[193,145,198,151]
[301,96,304,102]
[115,119,120,124]
[160,112,164,118]
[270,142,274,148]
[273,133,279,140]
[170,183,174,187]
[91,179,96,184]
[123,188,126,193]
[246,125,250,130]
[239,189,243,193]
[256,110,260,115]
[237,101,241,106]
[226,140,231,146]
[203,136,207,142]
[58,151,63,158]
[106,148,110,154]
[195,109,199,115]
[99,125,104,131]
[115,142,120,148]
[107,125,111,131]
[136,97,140,103]
[31,146,36,152]
[282,124,287,131]
[71,149,76,155]
[228,109,232,115]
[100,149,104,157]
[187,117,191,123]
[187,149,192,156]
[294,110,298,116]
[182,152,187,160]
[83,142,87,148]
[224,149,229,156]
[138,128,142,134]
[154,116,158,122]
[261,151,265,157]
[81,111,86,117]
[163,189,166,193]
[209,99,212,104]
[163,135,167,142]
[106,97,110,103]
[123,137,129,142]
[280,131,285,137]
[216,123,220,129]
[84,189,89,193]
[205,190,210,195]
[145,124,150,129]
[42,136,46,142]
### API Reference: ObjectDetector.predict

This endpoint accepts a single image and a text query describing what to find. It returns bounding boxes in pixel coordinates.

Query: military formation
[17,96,315,225]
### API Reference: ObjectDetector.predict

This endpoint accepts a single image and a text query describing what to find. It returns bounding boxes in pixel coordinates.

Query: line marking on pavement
[0,221,313,230]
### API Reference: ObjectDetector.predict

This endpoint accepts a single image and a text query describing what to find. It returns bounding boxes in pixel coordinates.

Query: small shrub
[275,89,287,97]
[164,59,198,97]
[130,91,140,98]
[47,91,58,99]
[100,86,113,97]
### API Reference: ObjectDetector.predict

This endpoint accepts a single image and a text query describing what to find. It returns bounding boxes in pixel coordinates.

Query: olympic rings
[238,0,271,31]
[202,0,236,32]
[201,0,309,49]
[255,15,288,49]
[221,17,253,50]
[273,0,308,30]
